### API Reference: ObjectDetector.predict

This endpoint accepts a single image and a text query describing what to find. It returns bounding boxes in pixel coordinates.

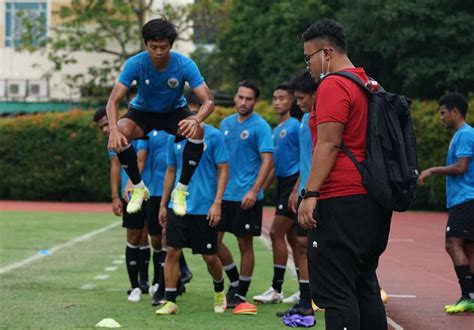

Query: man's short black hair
[290,70,317,94]
[302,18,347,53]
[93,107,107,123]
[439,92,468,118]
[273,82,293,94]
[237,80,260,99]
[142,18,178,45]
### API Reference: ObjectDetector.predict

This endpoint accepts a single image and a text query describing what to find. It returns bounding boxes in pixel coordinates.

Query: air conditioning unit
[28,80,48,98]
[7,80,27,99]
[0,80,6,99]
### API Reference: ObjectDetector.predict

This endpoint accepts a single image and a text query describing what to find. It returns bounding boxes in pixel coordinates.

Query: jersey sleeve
[257,121,274,153]
[118,57,139,87]
[455,130,474,158]
[315,77,352,126]
[108,149,117,159]
[136,138,149,151]
[166,136,177,166]
[212,132,229,164]
[184,59,205,89]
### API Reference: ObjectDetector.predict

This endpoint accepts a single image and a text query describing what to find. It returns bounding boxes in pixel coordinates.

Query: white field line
[94,274,110,280]
[0,222,120,274]
[260,225,404,330]
[105,266,118,272]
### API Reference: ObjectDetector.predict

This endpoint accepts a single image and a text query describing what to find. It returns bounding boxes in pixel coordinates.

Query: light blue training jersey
[273,117,300,178]
[298,113,313,194]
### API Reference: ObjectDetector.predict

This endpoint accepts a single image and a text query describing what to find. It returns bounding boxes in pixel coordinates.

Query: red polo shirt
[309,67,369,199]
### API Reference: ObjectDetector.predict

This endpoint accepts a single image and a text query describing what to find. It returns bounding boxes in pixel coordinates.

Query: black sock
[296,267,300,281]
[179,253,189,272]
[454,265,473,298]
[125,244,140,289]
[237,275,251,298]
[158,250,167,294]
[153,250,164,285]
[138,246,150,284]
[117,145,141,184]
[213,278,225,293]
[223,263,240,287]
[272,264,286,293]
[299,280,312,308]
[179,140,204,185]
[165,288,178,303]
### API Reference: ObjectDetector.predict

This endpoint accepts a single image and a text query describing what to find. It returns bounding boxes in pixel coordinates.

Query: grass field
[0,211,325,329]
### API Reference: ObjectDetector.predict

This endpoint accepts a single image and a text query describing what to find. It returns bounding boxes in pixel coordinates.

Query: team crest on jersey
[279,129,287,138]
[167,77,179,88]
[240,130,250,140]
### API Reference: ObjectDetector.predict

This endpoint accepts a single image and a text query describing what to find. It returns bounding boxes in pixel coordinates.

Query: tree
[19,0,192,100]
[337,0,474,99]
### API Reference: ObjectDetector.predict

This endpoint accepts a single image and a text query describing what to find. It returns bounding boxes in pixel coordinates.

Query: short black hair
[302,18,347,53]
[273,82,293,94]
[142,18,178,45]
[439,92,468,118]
[237,80,260,99]
[290,70,317,94]
[93,107,107,123]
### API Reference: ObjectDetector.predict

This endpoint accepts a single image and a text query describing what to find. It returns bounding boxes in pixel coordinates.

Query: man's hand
[418,168,433,185]
[298,198,318,230]
[288,189,299,214]
[207,202,221,227]
[178,117,200,138]
[159,205,168,227]
[108,128,128,151]
[112,197,122,216]
[241,189,258,210]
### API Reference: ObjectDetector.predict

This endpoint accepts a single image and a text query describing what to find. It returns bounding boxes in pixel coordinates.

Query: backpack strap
[340,143,364,171]
[324,71,373,94]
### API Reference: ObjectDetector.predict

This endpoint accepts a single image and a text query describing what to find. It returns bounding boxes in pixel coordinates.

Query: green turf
[0,211,324,329]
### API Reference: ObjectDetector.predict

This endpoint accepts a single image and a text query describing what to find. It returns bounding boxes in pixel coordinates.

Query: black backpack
[324,71,419,212]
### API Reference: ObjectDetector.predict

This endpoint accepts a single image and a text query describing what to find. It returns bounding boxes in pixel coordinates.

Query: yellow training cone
[95,318,121,328]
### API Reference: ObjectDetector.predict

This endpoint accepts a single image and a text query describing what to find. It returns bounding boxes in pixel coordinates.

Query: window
[5,1,47,48]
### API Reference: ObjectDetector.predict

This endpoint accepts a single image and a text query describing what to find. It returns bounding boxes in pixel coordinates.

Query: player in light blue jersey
[217,81,274,311]
[106,18,215,218]
[155,124,229,315]
[419,93,474,313]
[94,105,151,303]
[253,82,301,306]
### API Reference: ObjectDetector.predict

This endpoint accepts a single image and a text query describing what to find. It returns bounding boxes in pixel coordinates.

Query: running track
[1,201,473,329]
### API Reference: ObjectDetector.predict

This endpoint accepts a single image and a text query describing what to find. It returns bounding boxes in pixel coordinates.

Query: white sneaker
[128,287,142,302]
[149,283,159,297]
[282,291,300,304]
[252,287,283,304]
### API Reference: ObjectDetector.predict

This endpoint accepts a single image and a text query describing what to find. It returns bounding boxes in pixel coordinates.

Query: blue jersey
[220,113,274,201]
[108,140,147,198]
[446,123,474,208]
[118,51,205,113]
[299,113,313,194]
[273,117,300,178]
[137,130,170,197]
[167,125,229,215]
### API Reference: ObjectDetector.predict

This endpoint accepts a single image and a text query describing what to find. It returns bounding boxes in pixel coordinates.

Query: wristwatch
[301,188,320,199]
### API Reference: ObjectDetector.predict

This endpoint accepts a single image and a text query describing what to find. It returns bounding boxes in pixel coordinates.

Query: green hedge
[1,99,473,209]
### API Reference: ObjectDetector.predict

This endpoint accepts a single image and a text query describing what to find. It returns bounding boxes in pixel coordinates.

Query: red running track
[1,201,473,328]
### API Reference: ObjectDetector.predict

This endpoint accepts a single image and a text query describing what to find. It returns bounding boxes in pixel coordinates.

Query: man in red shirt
[298,18,392,329]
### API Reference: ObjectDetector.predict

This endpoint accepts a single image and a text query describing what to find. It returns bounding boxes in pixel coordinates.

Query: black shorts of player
[446,199,474,240]
[216,200,263,237]
[121,198,147,230]
[294,196,307,237]
[275,173,299,219]
[166,210,217,255]
[146,196,163,236]
[308,194,392,326]
[122,106,194,142]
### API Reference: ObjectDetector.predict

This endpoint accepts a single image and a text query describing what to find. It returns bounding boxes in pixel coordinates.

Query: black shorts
[122,106,194,141]
[166,210,217,255]
[275,173,299,219]
[122,198,146,230]
[294,196,307,237]
[216,200,263,237]
[146,196,163,236]
[447,199,474,240]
